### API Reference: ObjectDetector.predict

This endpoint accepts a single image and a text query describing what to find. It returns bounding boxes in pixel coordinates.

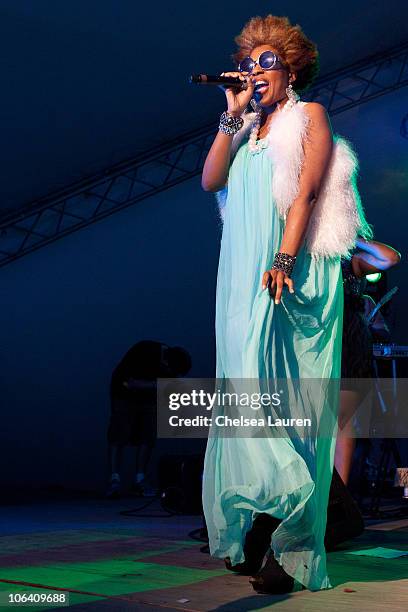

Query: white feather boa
[216,101,372,259]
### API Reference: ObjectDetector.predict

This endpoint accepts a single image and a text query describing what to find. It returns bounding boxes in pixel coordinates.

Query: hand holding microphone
[219,71,255,117]
[189,72,255,117]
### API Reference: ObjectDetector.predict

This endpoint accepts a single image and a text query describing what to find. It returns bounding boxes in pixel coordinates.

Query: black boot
[249,550,294,594]
[325,467,364,551]
[224,514,280,575]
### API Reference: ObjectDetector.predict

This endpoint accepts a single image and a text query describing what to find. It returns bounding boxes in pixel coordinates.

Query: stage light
[366,272,382,283]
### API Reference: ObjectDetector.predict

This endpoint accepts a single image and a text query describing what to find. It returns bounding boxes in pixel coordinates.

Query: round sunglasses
[238,50,286,74]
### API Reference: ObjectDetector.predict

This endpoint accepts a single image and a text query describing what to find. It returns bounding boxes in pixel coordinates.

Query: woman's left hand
[262,269,295,304]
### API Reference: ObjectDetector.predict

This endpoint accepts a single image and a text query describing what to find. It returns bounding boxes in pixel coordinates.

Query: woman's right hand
[219,71,255,117]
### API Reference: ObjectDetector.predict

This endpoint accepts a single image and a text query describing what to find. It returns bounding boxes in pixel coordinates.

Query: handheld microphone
[189,74,248,90]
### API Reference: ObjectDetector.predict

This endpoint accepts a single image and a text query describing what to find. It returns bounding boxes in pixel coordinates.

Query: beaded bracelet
[272,252,297,277]
[219,111,244,136]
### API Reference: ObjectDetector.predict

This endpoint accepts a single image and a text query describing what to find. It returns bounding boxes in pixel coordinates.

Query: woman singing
[201,15,372,594]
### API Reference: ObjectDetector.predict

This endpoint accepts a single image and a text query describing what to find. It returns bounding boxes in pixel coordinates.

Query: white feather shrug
[216,101,372,259]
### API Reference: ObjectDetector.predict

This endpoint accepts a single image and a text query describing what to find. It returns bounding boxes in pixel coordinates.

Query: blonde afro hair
[233,15,319,92]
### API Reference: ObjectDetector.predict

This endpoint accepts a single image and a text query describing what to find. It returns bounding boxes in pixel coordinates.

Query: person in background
[335,238,401,485]
[106,340,192,498]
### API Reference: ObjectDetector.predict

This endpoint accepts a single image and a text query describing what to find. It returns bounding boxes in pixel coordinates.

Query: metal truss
[305,41,408,112]
[1,41,407,267]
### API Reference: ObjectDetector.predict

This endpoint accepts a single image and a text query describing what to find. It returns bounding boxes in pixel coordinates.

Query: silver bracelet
[219,111,244,136]
[272,252,297,277]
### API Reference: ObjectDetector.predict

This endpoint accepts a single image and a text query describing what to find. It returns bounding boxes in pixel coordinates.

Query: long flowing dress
[202,108,344,591]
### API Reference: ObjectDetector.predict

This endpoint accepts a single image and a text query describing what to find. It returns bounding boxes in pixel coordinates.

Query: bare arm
[352,239,401,278]
[264,102,334,303]
[201,131,234,192]
[201,72,254,192]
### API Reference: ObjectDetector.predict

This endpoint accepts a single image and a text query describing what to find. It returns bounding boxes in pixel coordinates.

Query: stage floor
[0,496,407,611]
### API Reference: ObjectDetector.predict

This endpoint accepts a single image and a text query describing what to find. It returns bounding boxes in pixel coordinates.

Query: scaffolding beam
[1,42,407,267]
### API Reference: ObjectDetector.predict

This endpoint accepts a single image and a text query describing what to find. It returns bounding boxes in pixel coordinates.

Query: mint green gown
[202,127,344,591]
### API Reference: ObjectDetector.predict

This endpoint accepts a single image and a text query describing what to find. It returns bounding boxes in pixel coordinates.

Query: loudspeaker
[158,454,204,515]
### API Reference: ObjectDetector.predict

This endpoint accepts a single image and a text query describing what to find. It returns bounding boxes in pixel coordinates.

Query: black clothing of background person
[107,340,192,497]
[108,340,172,447]
[340,255,373,381]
